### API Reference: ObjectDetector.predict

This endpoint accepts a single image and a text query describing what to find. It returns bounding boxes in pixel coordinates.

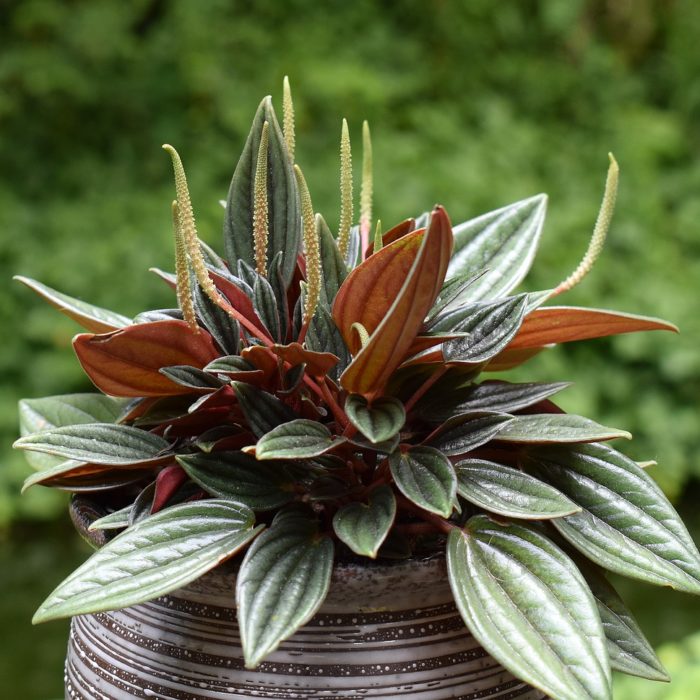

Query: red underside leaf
[363,218,416,259]
[338,206,454,399]
[506,306,678,350]
[334,226,427,354]
[207,270,267,334]
[271,343,339,377]
[484,346,548,372]
[74,320,220,397]
[152,465,188,513]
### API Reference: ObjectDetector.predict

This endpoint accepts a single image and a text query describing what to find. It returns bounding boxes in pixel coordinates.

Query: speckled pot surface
[65,500,547,699]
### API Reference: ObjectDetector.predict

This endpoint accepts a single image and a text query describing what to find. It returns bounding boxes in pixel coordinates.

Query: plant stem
[404,365,448,413]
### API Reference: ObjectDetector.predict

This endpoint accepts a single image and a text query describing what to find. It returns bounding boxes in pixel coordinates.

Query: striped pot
[65,501,546,699]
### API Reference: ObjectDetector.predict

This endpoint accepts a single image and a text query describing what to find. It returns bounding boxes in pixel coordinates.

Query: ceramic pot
[65,498,546,699]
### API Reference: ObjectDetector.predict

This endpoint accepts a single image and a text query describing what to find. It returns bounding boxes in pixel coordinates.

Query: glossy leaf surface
[447,517,611,700]
[15,423,170,466]
[236,507,333,668]
[74,320,219,397]
[223,96,300,285]
[420,381,569,423]
[455,459,580,519]
[428,412,514,456]
[177,451,293,510]
[389,446,456,517]
[496,414,631,443]
[528,443,700,594]
[255,419,344,460]
[19,394,126,470]
[15,276,132,332]
[34,500,261,623]
[332,485,396,558]
[345,394,406,444]
[232,381,297,437]
[441,295,529,363]
[446,194,547,300]
[580,563,669,681]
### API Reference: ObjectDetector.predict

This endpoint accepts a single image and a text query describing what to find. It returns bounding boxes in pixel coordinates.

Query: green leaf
[33,500,262,623]
[159,365,225,390]
[496,414,631,443]
[345,394,406,444]
[578,562,669,682]
[14,423,170,465]
[192,280,240,355]
[447,517,611,700]
[527,443,700,594]
[446,194,547,300]
[223,96,300,286]
[420,380,570,423]
[253,273,282,342]
[19,394,127,470]
[389,446,456,517]
[176,451,293,510]
[428,412,514,456]
[332,485,396,558]
[236,507,334,667]
[88,505,132,531]
[255,419,345,460]
[306,301,350,382]
[455,459,580,519]
[232,381,297,437]
[14,275,132,332]
[317,213,348,303]
[428,270,488,320]
[440,295,529,363]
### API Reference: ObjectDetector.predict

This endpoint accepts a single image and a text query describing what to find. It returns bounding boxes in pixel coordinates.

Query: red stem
[404,365,448,413]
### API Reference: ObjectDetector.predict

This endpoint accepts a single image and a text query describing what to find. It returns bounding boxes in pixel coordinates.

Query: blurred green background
[1,0,698,697]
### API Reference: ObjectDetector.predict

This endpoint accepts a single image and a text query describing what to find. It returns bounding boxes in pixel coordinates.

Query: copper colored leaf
[507,307,678,350]
[338,206,453,398]
[333,226,427,353]
[270,342,339,377]
[74,320,219,397]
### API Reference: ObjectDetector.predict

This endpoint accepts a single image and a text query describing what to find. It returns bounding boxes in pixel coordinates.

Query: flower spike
[171,200,199,333]
[253,121,270,277]
[338,118,353,258]
[282,76,295,162]
[162,145,235,320]
[293,164,322,326]
[360,121,373,253]
[554,154,619,295]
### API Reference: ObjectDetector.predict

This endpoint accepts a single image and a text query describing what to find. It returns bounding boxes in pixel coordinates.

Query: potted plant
[14,80,700,700]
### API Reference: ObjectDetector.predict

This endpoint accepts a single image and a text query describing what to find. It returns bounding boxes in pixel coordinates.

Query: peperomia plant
[14,79,700,700]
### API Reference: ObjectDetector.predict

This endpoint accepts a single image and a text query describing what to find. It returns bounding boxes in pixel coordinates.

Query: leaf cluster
[13,85,698,698]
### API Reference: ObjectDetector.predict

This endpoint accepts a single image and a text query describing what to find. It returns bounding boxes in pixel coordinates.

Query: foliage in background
[2,0,700,526]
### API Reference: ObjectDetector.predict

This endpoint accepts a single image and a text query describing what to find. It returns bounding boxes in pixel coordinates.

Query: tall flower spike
[555,154,619,295]
[283,76,295,162]
[360,120,373,252]
[171,200,199,333]
[253,121,270,277]
[294,164,322,325]
[162,145,230,313]
[337,118,353,258]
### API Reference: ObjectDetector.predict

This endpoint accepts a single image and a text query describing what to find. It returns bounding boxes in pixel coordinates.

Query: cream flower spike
[554,154,619,295]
